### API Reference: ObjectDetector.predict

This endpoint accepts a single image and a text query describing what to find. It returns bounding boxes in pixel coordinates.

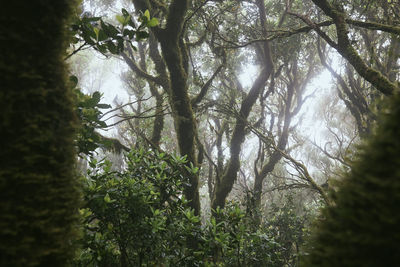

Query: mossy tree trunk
[0,1,80,266]
[252,48,321,217]
[132,0,201,215]
[317,39,375,136]
[311,0,399,96]
[253,81,294,213]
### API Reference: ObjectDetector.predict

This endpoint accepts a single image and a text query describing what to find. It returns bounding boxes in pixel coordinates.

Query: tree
[69,0,400,265]
[313,0,400,137]
[75,150,201,266]
[303,93,400,266]
[130,0,202,215]
[210,0,274,211]
[289,0,399,96]
[0,1,81,266]
[117,0,328,213]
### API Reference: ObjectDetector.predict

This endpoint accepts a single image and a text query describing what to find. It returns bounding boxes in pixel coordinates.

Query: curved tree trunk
[311,0,399,95]
[0,1,80,266]
[132,0,201,215]
[211,0,274,210]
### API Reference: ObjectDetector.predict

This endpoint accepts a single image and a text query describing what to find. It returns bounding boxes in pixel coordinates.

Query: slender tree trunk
[253,81,294,217]
[211,0,274,210]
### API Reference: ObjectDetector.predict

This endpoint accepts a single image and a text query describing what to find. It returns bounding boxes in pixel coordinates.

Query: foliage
[69,9,158,156]
[69,8,158,56]
[71,76,112,156]
[73,148,311,266]
[67,1,400,266]
[264,195,313,266]
[303,94,400,266]
[74,149,202,266]
[201,203,283,266]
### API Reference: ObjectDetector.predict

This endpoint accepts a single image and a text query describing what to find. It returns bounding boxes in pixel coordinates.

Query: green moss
[0,1,80,266]
[303,93,400,266]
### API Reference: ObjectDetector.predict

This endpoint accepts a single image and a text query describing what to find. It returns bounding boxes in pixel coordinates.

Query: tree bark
[311,0,399,95]
[133,0,201,214]
[0,1,81,266]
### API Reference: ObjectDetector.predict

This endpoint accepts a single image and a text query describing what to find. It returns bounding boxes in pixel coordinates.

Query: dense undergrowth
[73,149,312,266]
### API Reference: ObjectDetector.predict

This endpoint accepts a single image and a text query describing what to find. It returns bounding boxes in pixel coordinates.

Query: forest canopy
[1,0,399,266]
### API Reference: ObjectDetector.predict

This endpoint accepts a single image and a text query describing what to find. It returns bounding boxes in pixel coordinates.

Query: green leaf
[97,29,108,42]
[82,16,102,23]
[144,10,150,21]
[190,216,200,223]
[153,209,160,216]
[96,44,108,54]
[89,158,97,168]
[82,92,101,108]
[121,8,129,17]
[83,23,97,39]
[101,20,119,38]
[93,27,100,40]
[79,208,92,218]
[123,29,135,39]
[116,15,125,25]
[147,17,159,27]
[128,19,136,29]
[135,31,149,40]
[106,41,118,54]
[82,31,96,45]
[69,75,78,88]
[104,193,115,203]
[71,37,80,44]
[98,121,107,128]
[92,91,102,103]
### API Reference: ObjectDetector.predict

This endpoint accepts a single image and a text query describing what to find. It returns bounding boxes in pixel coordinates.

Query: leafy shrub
[74,149,202,266]
[264,195,313,266]
[200,203,283,266]
[73,88,111,156]
[74,148,311,266]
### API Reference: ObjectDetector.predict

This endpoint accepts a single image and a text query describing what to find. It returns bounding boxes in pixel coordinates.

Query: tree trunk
[132,0,201,215]
[0,1,81,266]
[311,0,399,95]
[211,0,274,210]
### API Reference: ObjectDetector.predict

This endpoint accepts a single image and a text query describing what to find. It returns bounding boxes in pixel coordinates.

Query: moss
[0,1,80,266]
[153,1,201,215]
[303,93,400,266]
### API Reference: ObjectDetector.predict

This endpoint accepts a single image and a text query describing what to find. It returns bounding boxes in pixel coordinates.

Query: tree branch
[121,52,164,86]
[311,0,399,95]
[191,64,224,107]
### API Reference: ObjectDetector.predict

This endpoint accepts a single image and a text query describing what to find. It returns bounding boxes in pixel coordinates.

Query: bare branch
[249,125,331,206]
[99,96,153,119]
[191,64,224,107]
[121,52,164,86]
